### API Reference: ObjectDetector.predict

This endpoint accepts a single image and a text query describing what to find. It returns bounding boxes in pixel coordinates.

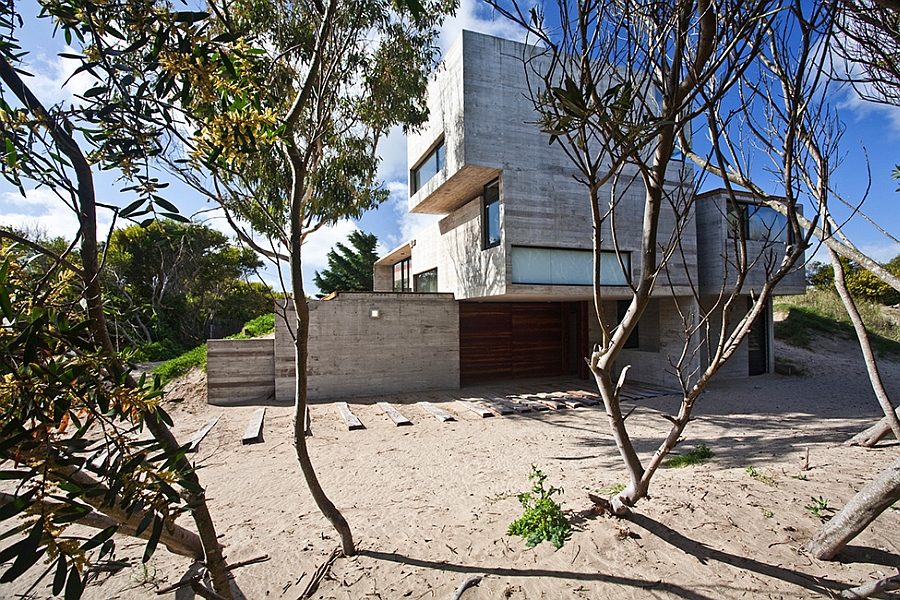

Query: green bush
[227,313,275,339]
[507,466,571,549]
[152,344,207,384]
[134,339,185,362]
[664,444,713,468]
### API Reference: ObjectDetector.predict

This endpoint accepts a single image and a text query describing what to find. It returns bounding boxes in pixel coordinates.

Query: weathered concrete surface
[206,338,275,406]
[275,293,460,401]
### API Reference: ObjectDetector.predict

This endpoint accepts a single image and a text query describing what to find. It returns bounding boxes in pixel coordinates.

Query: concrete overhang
[409,165,501,215]
[374,242,412,267]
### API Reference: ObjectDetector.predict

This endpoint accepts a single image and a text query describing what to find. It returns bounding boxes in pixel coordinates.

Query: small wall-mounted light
[369,307,380,319]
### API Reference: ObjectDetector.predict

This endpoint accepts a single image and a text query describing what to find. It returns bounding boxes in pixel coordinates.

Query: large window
[483,180,500,249]
[393,258,411,292]
[414,268,438,292]
[411,140,445,193]
[511,247,631,286]
[727,202,789,243]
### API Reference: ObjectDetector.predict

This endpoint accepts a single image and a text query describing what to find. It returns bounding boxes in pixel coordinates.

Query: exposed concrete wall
[206,339,275,406]
[275,293,460,401]
[695,190,806,296]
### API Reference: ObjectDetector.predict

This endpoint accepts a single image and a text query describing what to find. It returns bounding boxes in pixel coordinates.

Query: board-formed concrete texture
[275,294,459,401]
[206,338,275,406]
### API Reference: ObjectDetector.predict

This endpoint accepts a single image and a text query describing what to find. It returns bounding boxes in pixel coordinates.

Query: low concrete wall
[206,338,275,406]
[276,293,460,401]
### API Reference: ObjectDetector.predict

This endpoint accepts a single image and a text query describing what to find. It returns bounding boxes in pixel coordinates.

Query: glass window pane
[414,268,437,292]
[483,181,500,249]
[412,141,444,193]
[511,247,629,286]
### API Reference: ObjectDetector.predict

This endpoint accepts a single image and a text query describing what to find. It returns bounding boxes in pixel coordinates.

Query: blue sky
[2,0,899,296]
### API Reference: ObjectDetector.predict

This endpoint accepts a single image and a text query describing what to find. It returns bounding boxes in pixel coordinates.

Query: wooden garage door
[459,302,567,384]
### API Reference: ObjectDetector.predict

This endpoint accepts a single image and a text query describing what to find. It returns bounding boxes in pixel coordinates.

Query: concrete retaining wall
[206,338,275,406]
[275,293,460,401]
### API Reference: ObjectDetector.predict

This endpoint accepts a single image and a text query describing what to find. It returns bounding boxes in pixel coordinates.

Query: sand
[6,335,900,600]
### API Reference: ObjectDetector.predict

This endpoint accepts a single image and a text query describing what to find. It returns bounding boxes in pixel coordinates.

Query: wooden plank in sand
[567,390,601,406]
[490,396,531,413]
[548,393,583,409]
[477,399,514,416]
[242,408,266,445]
[377,401,412,426]
[188,416,220,452]
[336,402,364,431]
[530,394,566,410]
[510,396,550,412]
[419,401,456,422]
[455,399,494,418]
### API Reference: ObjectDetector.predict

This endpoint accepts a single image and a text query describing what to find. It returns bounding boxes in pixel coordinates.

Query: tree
[489,0,823,515]
[105,220,269,355]
[0,3,233,596]
[68,0,456,555]
[313,230,379,297]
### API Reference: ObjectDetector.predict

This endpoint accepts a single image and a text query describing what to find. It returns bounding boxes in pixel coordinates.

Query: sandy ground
[5,335,900,600]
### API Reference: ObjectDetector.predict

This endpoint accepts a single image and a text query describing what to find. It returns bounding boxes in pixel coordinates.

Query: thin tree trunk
[806,454,900,560]
[845,407,900,447]
[286,146,354,556]
[827,246,900,442]
[840,572,900,599]
[0,491,203,560]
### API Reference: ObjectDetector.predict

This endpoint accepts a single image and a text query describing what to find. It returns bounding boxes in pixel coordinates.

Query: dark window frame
[393,257,411,292]
[411,138,445,194]
[726,201,791,244]
[483,179,501,250]
[414,268,438,292]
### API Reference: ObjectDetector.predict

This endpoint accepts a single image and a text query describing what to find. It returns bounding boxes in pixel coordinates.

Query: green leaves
[507,466,571,549]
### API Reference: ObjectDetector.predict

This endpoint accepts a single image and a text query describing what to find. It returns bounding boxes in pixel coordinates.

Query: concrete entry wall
[275,293,460,401]
[206,338,275,406]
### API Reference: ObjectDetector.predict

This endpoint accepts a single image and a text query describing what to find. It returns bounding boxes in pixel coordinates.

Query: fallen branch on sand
[452,574,484,600]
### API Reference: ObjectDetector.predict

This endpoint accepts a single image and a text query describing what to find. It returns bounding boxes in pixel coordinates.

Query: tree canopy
[313,230,379,298]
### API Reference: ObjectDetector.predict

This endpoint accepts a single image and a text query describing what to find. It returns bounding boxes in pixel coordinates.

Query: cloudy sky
[2,1,900,295]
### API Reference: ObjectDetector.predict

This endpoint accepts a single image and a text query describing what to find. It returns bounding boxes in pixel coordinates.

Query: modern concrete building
[373,30,805,387]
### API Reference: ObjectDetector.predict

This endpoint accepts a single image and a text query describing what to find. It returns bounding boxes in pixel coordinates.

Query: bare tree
[486,0,845,515]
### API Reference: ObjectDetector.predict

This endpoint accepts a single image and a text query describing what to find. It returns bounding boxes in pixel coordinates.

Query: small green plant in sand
[746,465,777,486]
[761,507,774,519]
[508,465,570,549]
[600,483,626,497]
[805,496,832,521]
[664,444,713,468]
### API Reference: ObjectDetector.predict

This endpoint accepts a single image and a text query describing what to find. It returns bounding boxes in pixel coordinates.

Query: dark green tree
[313,231,378,297]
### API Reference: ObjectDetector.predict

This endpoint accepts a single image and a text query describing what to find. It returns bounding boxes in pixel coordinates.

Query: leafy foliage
[152,344,207,385]
[806,256,900,305]
[507,466,570,549]
[313,231,379,297]
[228,313,275,339]
[663,444,713,468]
[105,221,270,355]
[0,256,191,596]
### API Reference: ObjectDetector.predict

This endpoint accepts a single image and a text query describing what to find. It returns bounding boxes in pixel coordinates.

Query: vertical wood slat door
[459,302,567,384]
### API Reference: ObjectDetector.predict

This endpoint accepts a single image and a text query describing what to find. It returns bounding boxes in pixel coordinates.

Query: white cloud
[376,126,409,183]
[385,180,439,248]
[439,0,529,52]
[21,47,95,108]
[834,85,900,135]
[858,241,900,264]
[0,187,113,241]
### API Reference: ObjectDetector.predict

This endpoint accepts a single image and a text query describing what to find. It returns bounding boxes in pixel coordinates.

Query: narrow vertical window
[483,180,500,249]
[393,258,411,292]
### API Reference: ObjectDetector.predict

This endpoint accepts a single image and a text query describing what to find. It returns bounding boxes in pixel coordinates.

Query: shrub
[507,466,571,549]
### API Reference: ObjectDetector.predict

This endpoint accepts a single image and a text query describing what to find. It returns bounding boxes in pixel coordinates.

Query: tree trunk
[845,408,900,447]
[0,491,203,560]
[828,247,900,442]
[806,454,900,560]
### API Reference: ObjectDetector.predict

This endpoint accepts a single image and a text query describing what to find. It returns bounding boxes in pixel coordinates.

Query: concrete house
[371,30,805,387]
[206,30,804,406]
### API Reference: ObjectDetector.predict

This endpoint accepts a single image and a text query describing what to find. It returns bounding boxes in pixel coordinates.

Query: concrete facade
[275,293,459,401]
[372,30,804,386]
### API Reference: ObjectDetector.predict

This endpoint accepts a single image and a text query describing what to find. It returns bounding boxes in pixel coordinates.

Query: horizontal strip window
[511,247,630,286]
[411,139,445,194]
